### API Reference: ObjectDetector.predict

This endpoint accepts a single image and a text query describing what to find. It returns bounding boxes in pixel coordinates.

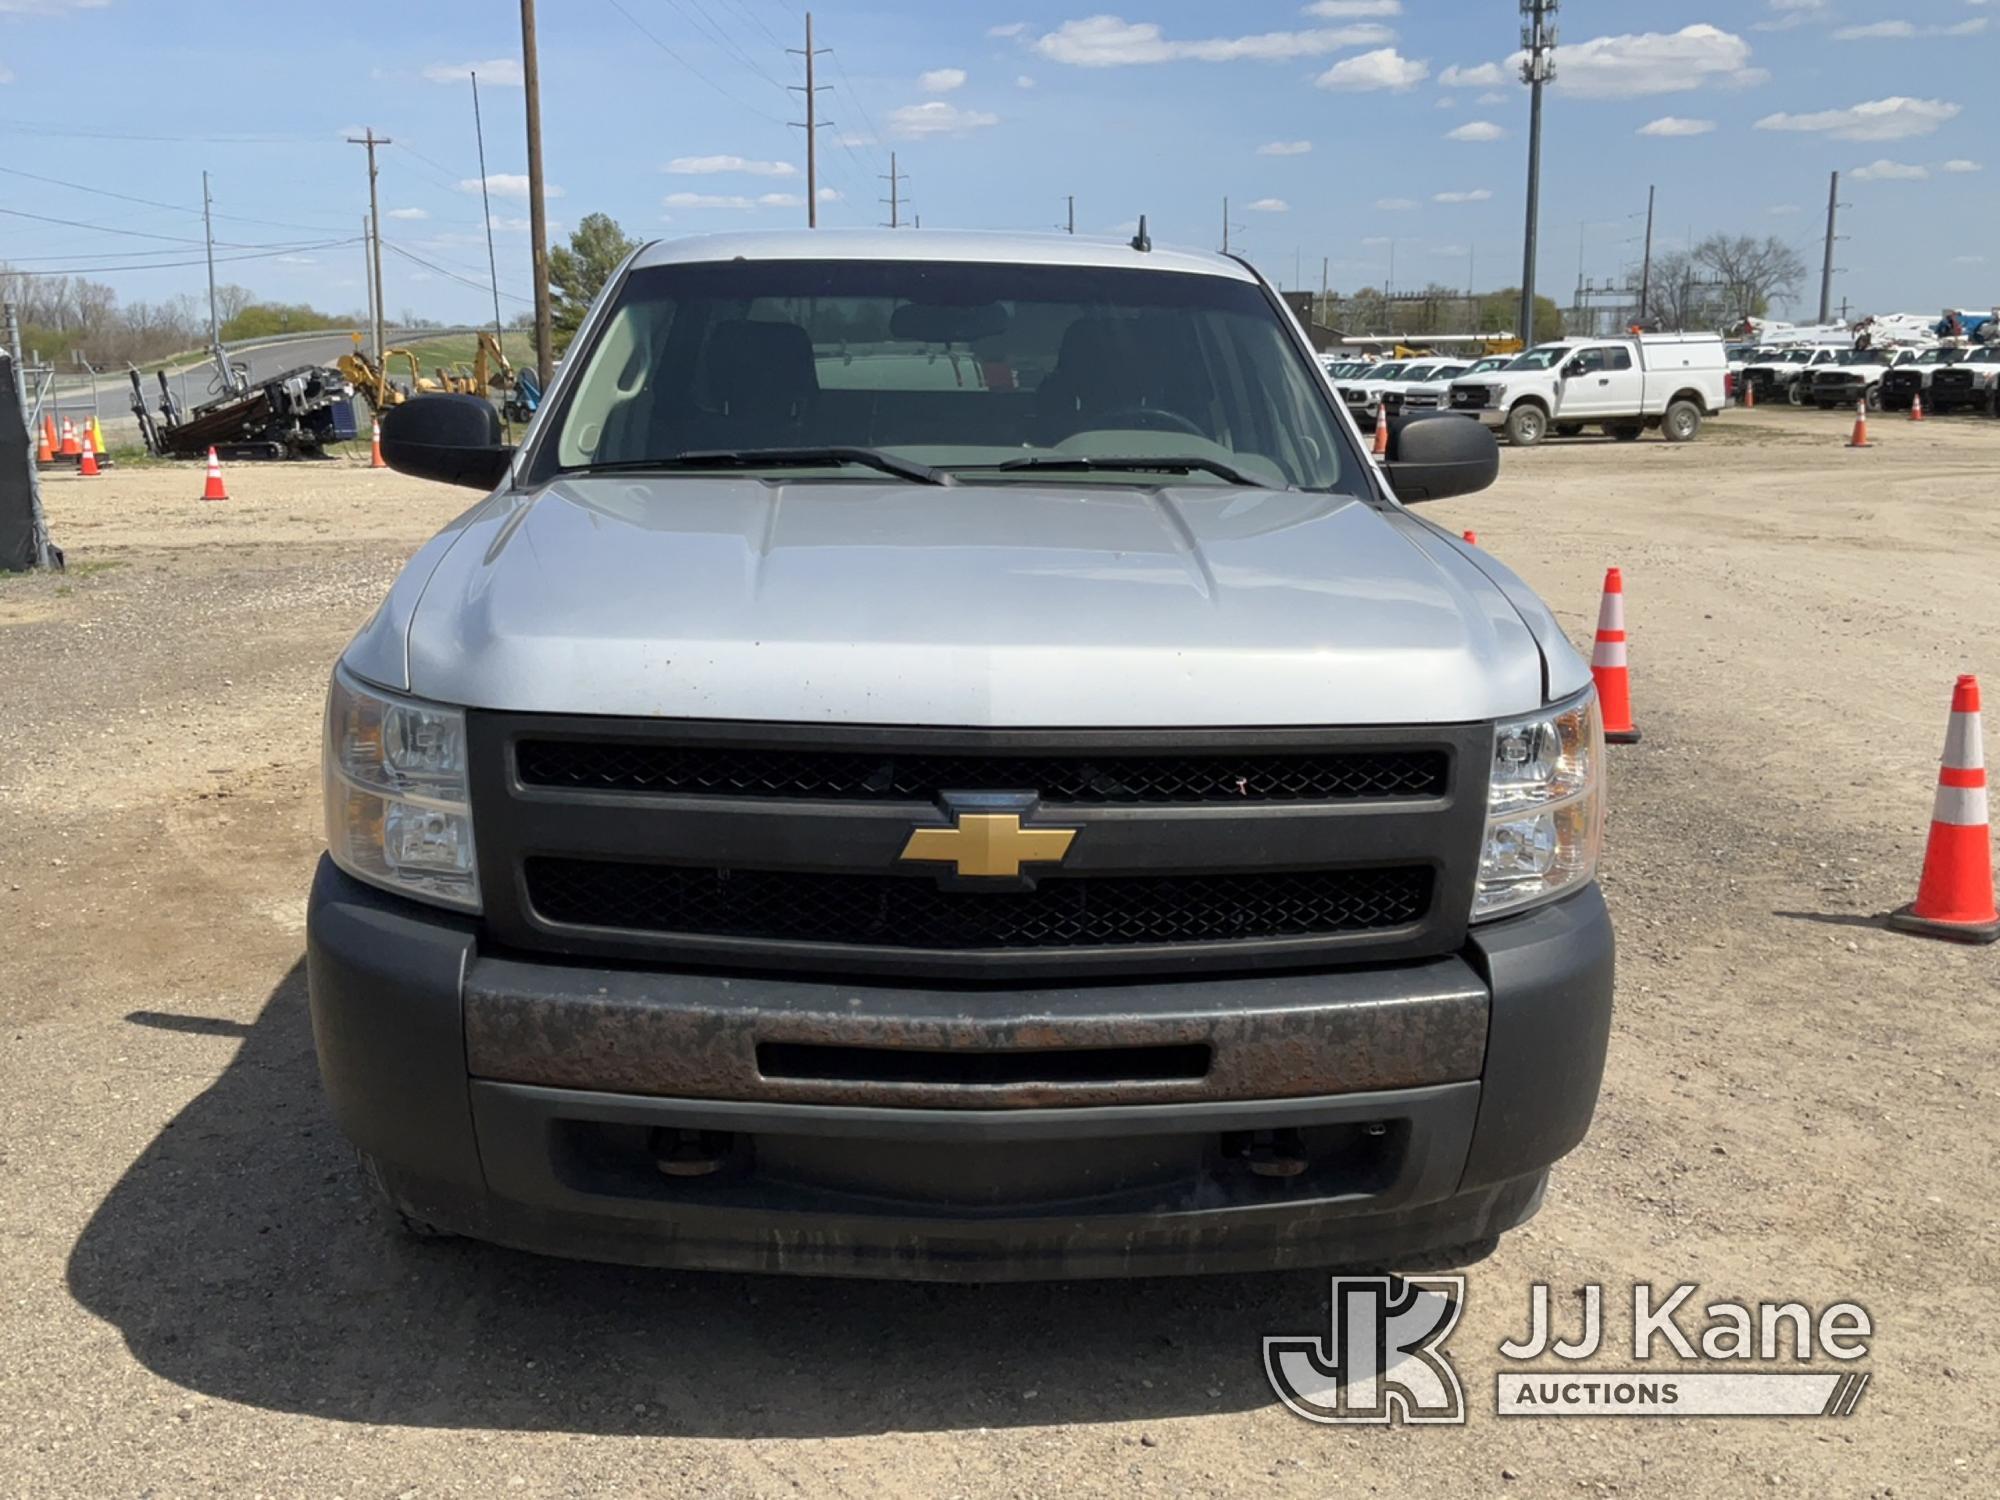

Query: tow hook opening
[650,1127,737,1178]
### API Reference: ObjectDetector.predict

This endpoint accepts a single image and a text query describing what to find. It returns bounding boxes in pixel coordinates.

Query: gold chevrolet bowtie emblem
[899,814,1078,878]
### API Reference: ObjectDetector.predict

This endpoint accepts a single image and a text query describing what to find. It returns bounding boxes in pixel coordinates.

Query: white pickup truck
[1447,334,1728,446]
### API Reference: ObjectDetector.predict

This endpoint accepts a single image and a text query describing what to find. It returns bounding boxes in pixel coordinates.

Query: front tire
[1662,400,1702,443]
[1504,403,1548,447]
[1787,381,1806,407]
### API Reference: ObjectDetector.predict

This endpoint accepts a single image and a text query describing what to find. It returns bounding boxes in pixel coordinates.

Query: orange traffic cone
[1888,675,1998,944]
[59,417,80,459]
[1462,530,1478,546]
[201,446,229,502]
[1846,397,1872,449]
[42,413,58,456]
[1742,378,1755,409]
[1910,393,1924,422]
[35,419,54,466]
[1372,401,1389,457]
[78,426,100,477]
[1592,567,1641,744]
[370,417,387,469]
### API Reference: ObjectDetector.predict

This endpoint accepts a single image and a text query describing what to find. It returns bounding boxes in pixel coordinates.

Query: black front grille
[526,858,1432,950]
[516,739,1449,805]
[1450,386,1488,409]
[1933,371,1974,394]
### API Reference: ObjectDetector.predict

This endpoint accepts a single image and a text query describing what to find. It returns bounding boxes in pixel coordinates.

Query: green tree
[549,213,638,352]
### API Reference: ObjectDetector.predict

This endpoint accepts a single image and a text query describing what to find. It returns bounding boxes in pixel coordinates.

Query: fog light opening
[650,1127,736,1178]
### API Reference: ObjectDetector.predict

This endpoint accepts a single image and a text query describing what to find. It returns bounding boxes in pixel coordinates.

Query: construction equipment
[129,361,358,461]
[338,339,445,415]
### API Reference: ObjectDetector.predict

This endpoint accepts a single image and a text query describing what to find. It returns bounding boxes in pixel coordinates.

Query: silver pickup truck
[310,230,1614,1281]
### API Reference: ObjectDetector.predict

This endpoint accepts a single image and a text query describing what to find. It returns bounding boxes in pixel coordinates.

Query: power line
[0,116,327,145]
[0,163,353,235]
[381,239,536,304]
[603,0,790,124]
[0,240,359,278]
[0,203,333,251]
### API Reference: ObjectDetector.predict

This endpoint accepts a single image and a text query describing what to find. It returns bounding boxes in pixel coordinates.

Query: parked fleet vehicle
[319,229,1614,1281]
[1806,348,1918,410]
[1741,346,1843,406]
[1448,333,1728,446]
[1879,348,1958,412]
[1928,346,2000,415]
[1386,361,1473,414]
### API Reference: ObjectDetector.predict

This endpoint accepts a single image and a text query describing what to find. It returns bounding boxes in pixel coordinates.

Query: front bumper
[307,856,1614,1280]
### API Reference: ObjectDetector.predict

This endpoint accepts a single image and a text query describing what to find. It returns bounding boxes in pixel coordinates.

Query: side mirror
[1381,413,1500,504]
[1561,359,1584,377]
[379,394,514,491]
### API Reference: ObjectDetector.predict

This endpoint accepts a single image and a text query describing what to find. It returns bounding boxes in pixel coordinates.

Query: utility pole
[880,151,907,228]
[471,71,507,355]
[1638,183,1655,324]
[346,129,391,368]
[1066,195,1075,234]
[789,13,832,228]
[1818,169,1840,325]
[1517,0,1557,345]
[201,171,221,355]
[1221,197,1229,254]
[360,216,374,355]
[520,0,554,387]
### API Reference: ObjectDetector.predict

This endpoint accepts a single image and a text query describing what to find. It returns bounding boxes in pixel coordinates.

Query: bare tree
[1693,234,1807,320]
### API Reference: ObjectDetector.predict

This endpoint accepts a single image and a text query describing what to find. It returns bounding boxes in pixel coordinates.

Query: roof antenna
[1130,215,1151,253]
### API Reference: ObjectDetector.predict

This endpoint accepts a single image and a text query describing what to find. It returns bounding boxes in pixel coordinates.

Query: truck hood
[392,477,1546,727]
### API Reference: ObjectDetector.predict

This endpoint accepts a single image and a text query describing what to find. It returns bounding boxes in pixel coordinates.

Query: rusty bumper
[306,857,1613,1279]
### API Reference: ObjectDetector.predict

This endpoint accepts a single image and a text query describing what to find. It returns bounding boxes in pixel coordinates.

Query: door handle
[1598,377,1610,385]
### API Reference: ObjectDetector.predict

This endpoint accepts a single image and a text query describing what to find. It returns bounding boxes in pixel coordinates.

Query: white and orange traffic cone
[1846,397,1872,449]
[1742,378,1755,409]
[1592,567,1641,744]
[59,417,80,459]
[201,446,229,502]
[1889,675,1997,944]
[1910,392,1924,422]
[42,413,59,457]
[35,419,54,466]
[1372,401,1390,458]
[369,417,387,469]
[78,426,100,477]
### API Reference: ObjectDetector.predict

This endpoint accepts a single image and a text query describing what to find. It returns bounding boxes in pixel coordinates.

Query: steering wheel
[1081,404,1205,437]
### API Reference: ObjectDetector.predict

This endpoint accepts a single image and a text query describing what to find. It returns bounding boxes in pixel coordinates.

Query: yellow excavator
[337,336,444,414]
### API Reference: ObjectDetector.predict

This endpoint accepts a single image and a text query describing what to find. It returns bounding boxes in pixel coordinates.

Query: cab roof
[628,228,1261,283]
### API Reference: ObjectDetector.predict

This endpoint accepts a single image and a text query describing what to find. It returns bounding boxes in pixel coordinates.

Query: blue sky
[0,0,1991,327]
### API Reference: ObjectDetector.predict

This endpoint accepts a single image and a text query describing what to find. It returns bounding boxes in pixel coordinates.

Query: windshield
[1363,362,1407,380]
[1832,350,1882,365]
[1775,350,1812,364]
[1397,364,1439,381]
[537,258,1352,490]
[1506,347,1568,370]
[1969,347,2000,363]
[1466,357,1508,374]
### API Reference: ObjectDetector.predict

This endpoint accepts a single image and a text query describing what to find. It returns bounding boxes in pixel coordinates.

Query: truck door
[1558,346,1639,418]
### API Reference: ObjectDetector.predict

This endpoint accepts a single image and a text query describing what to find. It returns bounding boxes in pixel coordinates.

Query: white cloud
[422,58,524,86]
[387,206,430,220]
[0,0,113,11]
[1834,16,1987,37]
[274,254,317,265]
[1315,47,1428,90]
[1638,115,1716,136]
[1360,235,1393,247]
[1016,74,1037,89]
[1768,203,1800,215]
[1428,243,1469,257]
[1434,96,1454,109]
[1247,197,1290,212]
[757,192,804,207]
[987,21,1027,38]
[817,187,842,202]
[460,173,561,199]
[1438,61,1505,87]
[919,67,967,93]
[666,154,798,177]
[663,192,759,209]
[1375,196,1418,210]
[1511,24,1760,99]
[1433,188,1492,203]
[1476,90,1508,104]
[1445,120,1505,141]
[1849,159,1929,181]
[887,100,1000,138]
[835,132,876,148]
[1755,97,1960,141]
[1953,254,1986,265]
[1033,16,1393,66]
[1303,0,1401,13]
[1257,139,1313,156]
[1754,0,1824,32]
[1941,159,1984,173]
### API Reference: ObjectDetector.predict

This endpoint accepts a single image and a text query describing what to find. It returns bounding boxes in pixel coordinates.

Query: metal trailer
[130,362,359,461]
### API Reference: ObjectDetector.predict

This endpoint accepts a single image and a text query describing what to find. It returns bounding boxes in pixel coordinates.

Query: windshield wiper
[976,455,1270,488]
[569,446,950,485]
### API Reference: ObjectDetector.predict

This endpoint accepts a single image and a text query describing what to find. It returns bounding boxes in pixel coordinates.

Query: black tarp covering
[0,355,54,571]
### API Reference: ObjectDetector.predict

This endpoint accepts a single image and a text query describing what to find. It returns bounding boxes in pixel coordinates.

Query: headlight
[1473,688,1604,921]
[323,664,480,911]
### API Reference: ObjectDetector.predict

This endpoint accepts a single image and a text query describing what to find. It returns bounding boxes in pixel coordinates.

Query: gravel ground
[2,409,1997,1497]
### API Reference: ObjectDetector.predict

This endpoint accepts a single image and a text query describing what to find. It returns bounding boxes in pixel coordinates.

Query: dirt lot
[3,407,1997,1497]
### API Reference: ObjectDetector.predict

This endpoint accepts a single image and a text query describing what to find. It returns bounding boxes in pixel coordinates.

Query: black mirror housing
[379,394,515,491]
[1381,413,1499,504]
